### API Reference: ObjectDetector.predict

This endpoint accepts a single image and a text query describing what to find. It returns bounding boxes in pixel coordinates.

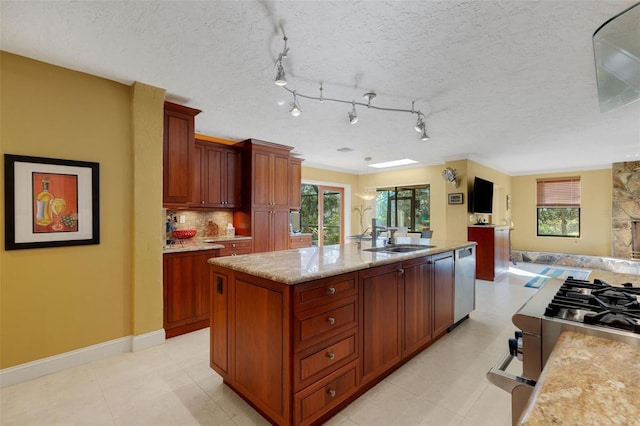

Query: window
[375,185,430,231]
[300,184,344,246]
[536,177,580,237]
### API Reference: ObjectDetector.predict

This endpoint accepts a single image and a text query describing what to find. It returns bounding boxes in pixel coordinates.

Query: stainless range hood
[593,2,640,113]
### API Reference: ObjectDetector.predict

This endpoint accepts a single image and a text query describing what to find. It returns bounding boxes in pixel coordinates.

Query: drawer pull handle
[327,287,336,295]
[328,389,336,398]
[327,317,336,325]
[327,352,335,360]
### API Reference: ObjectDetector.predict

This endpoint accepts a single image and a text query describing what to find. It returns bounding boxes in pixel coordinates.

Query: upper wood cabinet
[192,140,242,208]
[163,102,201,206]
[252,146,290,209]
[288,157,303,210]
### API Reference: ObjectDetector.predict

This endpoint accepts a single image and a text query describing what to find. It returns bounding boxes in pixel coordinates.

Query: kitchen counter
[519,330,640,425]
[163,236,251,253]
[207,238,475,285]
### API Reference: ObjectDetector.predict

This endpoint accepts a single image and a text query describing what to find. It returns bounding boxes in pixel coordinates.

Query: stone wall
[512,250,640,275]
[612,161,640,259]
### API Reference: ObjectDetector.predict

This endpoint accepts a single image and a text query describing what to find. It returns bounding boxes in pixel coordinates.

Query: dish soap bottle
[226,223,235,238]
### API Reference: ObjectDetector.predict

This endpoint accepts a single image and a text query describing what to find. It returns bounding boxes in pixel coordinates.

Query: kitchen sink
[364,244,435,253]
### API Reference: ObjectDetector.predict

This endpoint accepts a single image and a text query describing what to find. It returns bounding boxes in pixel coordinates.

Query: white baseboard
[0,329,166,388]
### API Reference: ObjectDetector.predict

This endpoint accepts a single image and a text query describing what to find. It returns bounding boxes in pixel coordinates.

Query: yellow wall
[511,169,612,256]
[0,52,165,368]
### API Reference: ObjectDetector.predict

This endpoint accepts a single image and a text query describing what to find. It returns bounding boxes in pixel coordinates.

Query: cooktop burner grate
[544,278,640,334]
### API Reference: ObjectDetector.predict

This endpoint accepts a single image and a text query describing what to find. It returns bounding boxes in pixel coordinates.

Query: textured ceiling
[2,1,639,175]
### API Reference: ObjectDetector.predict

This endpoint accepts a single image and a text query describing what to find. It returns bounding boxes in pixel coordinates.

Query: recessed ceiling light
[368,159,419,168]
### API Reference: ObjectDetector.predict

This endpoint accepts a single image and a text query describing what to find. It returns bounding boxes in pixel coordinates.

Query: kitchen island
[207,239,475,425]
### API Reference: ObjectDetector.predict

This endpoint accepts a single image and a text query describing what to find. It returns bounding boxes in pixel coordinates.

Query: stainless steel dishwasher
[450,245,476,330]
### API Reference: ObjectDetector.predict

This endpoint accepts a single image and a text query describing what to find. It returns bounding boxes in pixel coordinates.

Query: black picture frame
[4,154,100,250]
[448,193,463,205]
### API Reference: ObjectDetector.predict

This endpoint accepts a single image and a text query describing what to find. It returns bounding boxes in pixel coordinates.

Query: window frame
[536,177,581,238]
[375,185,430,232]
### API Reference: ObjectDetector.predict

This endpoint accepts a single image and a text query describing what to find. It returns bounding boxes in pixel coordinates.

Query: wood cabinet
[163,250,216,338]
[236,139,296,253]
[289,157,303,210]
[402,256,433,358]
[468,226,509,281]
[209,251,457,425]
[431,251,455,337]
[217,238,252,257]
[290,234,312,249]
[192,140,242,208]
[163,102,201,206]
[359,263,403,385]
[360,253,455,384]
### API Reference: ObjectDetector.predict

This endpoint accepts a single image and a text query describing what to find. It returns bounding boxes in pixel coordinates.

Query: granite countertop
[207,239,475,285]
[163,236,251,254]
[519,330,640,425]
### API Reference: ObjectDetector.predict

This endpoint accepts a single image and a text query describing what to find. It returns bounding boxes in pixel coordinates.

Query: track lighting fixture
[348,101,358,124]
[273,36,431,140]
[289,90,301,117]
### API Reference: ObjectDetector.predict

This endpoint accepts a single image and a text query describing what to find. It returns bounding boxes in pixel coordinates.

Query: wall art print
[4,154,100,250]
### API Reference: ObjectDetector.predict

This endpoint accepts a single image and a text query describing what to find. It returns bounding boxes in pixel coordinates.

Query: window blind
[536,177,581,207]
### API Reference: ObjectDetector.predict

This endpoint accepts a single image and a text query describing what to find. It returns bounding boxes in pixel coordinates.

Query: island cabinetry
[359,263,403,385]
[163,102,201,206]
[192,139,242,208]
[218,239,252,257]
[290,234,312,249]
[163,250,216,338]
[360,253,455,384]
[402,256,433,357]
[431,251,455,337]
[468,226,509,281]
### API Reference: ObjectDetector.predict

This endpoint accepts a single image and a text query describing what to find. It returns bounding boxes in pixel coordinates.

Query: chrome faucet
[371,218,387,247]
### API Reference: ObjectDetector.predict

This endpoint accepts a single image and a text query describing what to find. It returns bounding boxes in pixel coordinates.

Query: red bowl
[172,229,197,239]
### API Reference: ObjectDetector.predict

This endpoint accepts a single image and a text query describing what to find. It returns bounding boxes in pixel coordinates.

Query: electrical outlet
[179,215,186,224]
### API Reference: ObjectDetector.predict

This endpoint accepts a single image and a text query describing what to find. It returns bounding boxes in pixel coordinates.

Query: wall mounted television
[471,177,494,214]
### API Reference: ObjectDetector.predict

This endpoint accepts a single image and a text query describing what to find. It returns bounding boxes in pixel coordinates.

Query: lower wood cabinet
[218,239,252,256]
[290,234,312,249]
[209,251,457,425]
[163,250,218,338]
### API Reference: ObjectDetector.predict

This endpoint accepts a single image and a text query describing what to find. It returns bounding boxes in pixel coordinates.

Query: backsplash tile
[164,209,233,241]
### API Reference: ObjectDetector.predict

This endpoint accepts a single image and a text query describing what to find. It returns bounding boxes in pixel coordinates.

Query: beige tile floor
[1,263,549,426]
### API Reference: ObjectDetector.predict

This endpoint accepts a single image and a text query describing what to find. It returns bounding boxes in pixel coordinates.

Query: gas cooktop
[544,278,640,334]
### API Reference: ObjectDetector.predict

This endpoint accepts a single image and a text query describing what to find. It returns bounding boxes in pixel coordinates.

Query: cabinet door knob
[201,200,205,205]
[398,268,404,275]
[327,317,336,325]
[232,243,236,248]
[328,389,336,398]
[327,287,336,295]
[327,352,335,360]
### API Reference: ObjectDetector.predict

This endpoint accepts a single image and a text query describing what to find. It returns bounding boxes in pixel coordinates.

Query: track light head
[414,116,425,132]
[348,101,358,124]
[420,127,430,141]
[274,62,287,86]
[290,91,301,116]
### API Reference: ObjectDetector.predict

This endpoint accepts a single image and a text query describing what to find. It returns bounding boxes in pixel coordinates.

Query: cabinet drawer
[294,273,357,312]
[289,234,312,249]
[294,330,358,391]
[295,298,357,348]
[294,360,359,426]
[219,239,252,257]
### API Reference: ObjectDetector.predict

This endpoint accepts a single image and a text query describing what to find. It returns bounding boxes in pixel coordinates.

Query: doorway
[300,184,344,247]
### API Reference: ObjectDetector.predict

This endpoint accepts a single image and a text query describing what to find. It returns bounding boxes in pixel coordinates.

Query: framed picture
[4,154,100,250]
[448,192,463,205]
